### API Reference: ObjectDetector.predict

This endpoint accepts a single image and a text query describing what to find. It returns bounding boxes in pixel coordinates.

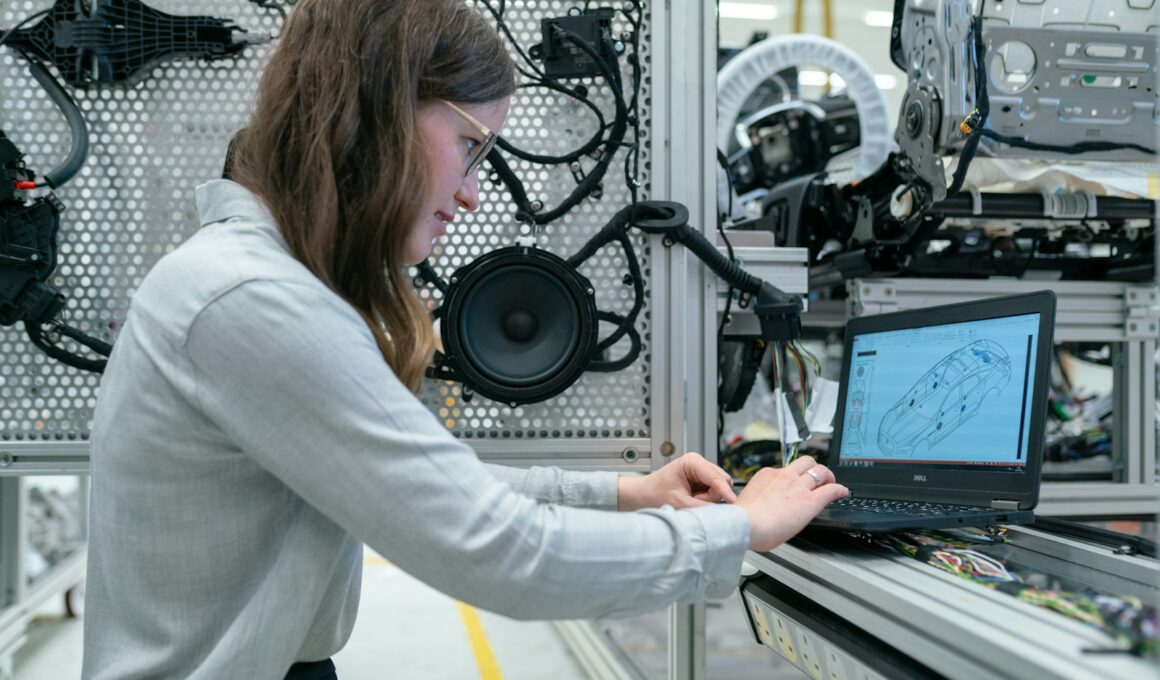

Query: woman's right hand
[735,456,849,552]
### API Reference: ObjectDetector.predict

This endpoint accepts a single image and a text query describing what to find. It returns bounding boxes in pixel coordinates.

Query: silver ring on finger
[805,468,823,487]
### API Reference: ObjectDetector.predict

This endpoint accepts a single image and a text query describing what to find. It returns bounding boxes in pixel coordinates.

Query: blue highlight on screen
[839,312,1040,467]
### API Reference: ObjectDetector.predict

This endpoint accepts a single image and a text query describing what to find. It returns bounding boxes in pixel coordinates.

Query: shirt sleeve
[184,280,750,620]
[482,463,619,510]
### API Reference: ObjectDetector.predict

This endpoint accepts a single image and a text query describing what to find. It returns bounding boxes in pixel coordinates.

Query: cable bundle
[474,0,644,226]
[876,529,1159,656]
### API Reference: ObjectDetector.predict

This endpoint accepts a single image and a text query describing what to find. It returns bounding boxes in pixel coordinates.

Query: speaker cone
[440,246,598,405]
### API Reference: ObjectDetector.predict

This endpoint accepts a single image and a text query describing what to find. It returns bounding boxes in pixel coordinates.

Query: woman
[81,1,847,678]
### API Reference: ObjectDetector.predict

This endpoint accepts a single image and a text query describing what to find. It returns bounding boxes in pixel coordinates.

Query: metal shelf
[742,526,1160,680]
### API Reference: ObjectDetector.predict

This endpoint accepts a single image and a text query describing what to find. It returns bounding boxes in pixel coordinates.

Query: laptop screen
[838,312,1041,473]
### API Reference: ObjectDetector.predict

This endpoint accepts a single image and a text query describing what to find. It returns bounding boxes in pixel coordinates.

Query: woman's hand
[736,455,848,552]
[617,452,738,511]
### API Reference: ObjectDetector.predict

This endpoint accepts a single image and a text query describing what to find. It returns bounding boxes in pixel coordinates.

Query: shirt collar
[195,179,278,229]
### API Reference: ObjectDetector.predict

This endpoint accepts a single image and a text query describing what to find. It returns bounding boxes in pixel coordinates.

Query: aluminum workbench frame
[743,526,1160,680]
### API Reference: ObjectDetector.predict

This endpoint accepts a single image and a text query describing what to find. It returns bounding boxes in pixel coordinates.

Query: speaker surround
[439,246,599,405]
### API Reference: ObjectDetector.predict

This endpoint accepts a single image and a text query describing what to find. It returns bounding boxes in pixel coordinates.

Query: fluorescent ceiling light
[798,70,847,88]
[800,70,898,90]
[798,70,829,86]
[720,2,779,21]
[864,10,894,27]
[875,73,899,89]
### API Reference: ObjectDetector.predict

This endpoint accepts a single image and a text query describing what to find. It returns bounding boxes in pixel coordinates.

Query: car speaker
[437,245,599,405]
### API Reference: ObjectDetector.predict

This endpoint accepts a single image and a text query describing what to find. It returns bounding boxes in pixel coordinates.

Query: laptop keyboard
[829,497,984,516]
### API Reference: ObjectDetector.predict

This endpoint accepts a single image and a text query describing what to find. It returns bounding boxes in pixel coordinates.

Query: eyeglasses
[443,101,498,177]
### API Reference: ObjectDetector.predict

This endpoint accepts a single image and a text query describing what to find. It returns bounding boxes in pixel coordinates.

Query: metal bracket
[1124,287,1160,340]
[846,280,898,318]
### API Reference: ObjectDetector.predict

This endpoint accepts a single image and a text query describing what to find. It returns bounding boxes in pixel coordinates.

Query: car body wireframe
[877,340,1012,455]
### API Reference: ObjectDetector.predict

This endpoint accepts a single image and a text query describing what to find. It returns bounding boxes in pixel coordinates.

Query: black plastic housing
[532,8,617,78]
[5,0,246,87]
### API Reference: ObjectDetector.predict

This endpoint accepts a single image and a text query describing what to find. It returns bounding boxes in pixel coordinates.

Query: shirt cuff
[682,504,751,599]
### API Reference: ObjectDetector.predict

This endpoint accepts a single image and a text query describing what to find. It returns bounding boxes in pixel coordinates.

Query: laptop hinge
[991,499,1020,510]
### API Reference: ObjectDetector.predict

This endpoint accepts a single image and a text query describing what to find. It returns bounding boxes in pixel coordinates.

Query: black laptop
[811,290,1057,532]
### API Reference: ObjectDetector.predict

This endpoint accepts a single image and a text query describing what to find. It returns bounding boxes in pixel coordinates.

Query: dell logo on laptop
[913,474,928,482]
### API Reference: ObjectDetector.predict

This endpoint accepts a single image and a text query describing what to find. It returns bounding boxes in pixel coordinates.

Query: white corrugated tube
[717,34,893,181]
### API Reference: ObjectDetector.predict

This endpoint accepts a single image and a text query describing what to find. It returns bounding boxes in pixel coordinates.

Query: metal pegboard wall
[1,0,654,444]
[0,0,287,443]
[419,1,653,441]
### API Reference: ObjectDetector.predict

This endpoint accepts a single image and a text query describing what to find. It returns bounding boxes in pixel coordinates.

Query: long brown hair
[230,0,515,392]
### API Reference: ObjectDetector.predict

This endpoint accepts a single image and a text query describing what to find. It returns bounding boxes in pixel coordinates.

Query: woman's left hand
[617,452,738,511]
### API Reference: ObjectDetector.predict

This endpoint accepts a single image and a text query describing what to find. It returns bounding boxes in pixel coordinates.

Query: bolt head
[904,100,924,138]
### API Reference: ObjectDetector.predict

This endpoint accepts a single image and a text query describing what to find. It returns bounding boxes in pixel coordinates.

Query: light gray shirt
[82,180,750,679]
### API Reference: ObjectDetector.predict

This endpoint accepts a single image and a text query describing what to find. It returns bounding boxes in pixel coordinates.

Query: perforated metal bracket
[896,0,1160,161]
[895,86,948,203]
[984,25,1160,159]
[896,0,976,157]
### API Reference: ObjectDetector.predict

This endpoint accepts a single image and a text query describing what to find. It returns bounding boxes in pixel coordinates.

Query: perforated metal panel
[1,1,653,446]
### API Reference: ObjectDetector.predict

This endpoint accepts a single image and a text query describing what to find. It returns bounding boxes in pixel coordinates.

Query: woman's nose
[455,170,481,212]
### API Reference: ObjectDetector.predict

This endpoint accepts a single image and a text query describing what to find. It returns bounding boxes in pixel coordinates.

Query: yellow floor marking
[363,555,391,566]
[456,602,504,680]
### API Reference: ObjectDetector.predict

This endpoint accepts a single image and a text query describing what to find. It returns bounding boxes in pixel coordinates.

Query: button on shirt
[81,180,750,679]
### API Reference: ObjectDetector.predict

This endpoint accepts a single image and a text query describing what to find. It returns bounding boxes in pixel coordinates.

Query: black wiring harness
[0,32,111,372]
[424,2,649,371]
[474,1,644,225]
[1,2,273,372]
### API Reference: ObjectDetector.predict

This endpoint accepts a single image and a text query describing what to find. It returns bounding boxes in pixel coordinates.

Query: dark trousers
[285,658,337,680]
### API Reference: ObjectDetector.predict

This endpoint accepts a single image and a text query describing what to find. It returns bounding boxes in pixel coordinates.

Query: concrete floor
[13,547,803,680]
